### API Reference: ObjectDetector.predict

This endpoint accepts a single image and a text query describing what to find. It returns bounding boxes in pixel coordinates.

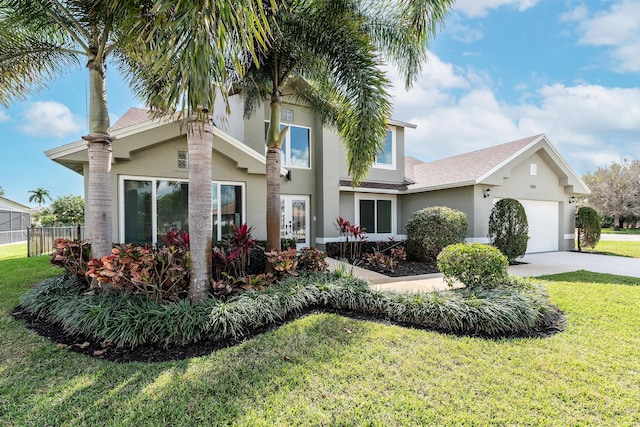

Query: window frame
[354,193,397,239]
[264,120,312,169]
[373,127,396,170]
[118,175,246,244]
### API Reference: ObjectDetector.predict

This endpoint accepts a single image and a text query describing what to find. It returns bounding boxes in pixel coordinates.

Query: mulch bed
[358,260,439,277]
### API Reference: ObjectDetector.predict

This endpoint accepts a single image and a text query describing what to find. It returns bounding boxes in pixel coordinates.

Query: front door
[281,195,310,249]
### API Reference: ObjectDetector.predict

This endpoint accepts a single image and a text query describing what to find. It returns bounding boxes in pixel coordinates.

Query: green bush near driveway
[488,198,529,263]
[437,242,509,289]
[576,206,601,251]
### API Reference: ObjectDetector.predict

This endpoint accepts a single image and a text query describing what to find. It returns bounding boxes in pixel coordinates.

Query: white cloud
[0,110,8,122]
[388,53,640,176]
[18,101,82,138]
[559,5,588,22]
[453,0,539,18]
[450,23,485,43]
[573,1,640,72]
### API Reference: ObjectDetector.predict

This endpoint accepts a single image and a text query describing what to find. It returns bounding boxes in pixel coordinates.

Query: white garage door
[518,199,559,253]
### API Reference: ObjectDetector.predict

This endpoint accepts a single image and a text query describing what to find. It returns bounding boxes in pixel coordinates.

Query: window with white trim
[120,176,245,244]
[265,121,311,168]
[354,194,396,236]
[373,128,395,169]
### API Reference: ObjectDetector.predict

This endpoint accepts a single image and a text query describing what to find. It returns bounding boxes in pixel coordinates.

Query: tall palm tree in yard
[28,187,52,207]
[0,186,4,196]
[237,0,454,251]
[0,0,141,259]
[127,0,273,301]
[1,0,272,300]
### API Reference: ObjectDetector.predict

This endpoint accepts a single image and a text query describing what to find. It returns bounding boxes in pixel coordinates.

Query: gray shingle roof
[406,134,544,190]
[110,108,151,131]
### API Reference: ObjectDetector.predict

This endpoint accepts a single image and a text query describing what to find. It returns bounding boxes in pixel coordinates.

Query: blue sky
[1,0,639,207]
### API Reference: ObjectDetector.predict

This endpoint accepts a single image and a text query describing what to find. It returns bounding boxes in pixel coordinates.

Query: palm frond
[123,0,275,128]
[0,23,80,106]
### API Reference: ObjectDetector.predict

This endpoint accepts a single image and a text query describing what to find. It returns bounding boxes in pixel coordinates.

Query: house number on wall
[530,184,536,189]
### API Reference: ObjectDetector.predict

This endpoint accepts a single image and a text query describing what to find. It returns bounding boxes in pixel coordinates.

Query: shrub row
[20,272,560,348]
[50,228,316,301]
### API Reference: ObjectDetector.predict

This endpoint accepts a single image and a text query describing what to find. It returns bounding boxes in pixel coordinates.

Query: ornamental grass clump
[437,243,509,289]
[405,206,467,262]
[20,269,560,348]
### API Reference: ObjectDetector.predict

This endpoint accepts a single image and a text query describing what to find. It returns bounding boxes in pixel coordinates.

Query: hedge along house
[0,196,31,245]
[402,134,590,252]
[46,97,587,253]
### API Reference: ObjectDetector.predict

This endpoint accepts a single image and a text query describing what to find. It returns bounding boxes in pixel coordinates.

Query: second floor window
[265,121,311,169]
[374,129,395,169]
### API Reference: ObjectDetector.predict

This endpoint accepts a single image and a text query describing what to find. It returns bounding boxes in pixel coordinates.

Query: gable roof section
[46,108,286,176]
[110,108,152,131]
[0,196,31,212]
[406,134,590,194]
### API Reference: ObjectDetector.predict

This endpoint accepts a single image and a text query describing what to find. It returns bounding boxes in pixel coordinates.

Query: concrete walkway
[327,250,640,293]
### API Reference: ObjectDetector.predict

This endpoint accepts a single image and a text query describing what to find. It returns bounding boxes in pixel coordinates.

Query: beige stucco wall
[401,187,476,236]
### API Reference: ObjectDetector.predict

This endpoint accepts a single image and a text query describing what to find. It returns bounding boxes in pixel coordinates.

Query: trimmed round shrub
[576,206,601,251]
[488,198,529,263]
[437,242,509,289]
[405,206,467,261]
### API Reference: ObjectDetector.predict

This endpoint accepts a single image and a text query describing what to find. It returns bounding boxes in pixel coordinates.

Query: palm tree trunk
[187,120,214,302]
[265,95,287,251]
[83,58,112,259]
[266,146,281,251]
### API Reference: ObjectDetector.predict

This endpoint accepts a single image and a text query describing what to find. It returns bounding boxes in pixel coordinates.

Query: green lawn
[0,242,28,260]
[601,228,640,235]
[593,240,640,258]
[1,257,639,425]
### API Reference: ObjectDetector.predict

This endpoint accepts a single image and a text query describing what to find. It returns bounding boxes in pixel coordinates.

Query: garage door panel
[518,200,559,253]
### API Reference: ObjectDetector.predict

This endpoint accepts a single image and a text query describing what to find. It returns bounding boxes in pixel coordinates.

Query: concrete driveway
[329,250,640,293]
[512,251,640,278]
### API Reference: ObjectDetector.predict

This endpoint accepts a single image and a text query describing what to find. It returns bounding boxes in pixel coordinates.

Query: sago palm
[237,0,454,251]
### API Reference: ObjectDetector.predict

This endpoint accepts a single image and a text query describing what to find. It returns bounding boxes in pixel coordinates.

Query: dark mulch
[359,260,439,277]
[11,303,565,364]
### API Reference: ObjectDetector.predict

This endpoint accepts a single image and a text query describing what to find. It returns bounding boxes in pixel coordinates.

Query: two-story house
[46,96,589,253]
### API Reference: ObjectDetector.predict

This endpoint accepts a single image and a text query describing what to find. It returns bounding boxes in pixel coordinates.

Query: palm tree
[0,1,272,300]
[237,0,454,251]
[0,186,4,196]
[28,187,52,207]
[0,0,141,258]
[127,1,273,301]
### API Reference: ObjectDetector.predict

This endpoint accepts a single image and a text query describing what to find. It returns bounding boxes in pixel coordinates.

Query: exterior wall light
[569,196,576,204]
[483,188,491,198]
